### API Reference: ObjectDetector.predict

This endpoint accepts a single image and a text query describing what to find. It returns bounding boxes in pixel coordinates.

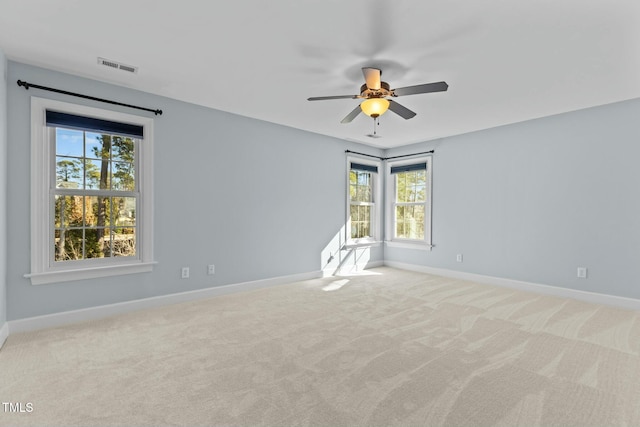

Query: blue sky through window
[55,128,83,157]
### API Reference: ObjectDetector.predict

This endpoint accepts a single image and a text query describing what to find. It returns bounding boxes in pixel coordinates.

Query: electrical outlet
[181,267,190,279]
[456,254,463,263]
[577,267,587,279]
[207,264,215,275]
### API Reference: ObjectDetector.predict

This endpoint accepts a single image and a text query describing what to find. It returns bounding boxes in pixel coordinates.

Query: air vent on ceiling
[97,57,138,74]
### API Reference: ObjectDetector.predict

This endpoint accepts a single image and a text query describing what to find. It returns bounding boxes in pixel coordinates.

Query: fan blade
[392,81,448,96]
[362,67,382,90]
[341,105,362,124]
[308,94,360,101]
[388,100,416,120]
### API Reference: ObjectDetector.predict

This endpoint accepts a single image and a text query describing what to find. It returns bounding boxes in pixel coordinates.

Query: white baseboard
[0,322,8,350]
[385,261,640,311]
[8,270,322,335]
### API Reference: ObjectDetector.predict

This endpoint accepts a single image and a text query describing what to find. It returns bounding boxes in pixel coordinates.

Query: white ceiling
[1,0,639,148]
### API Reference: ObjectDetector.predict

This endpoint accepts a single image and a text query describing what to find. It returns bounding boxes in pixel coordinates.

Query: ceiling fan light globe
[361,98,390,117]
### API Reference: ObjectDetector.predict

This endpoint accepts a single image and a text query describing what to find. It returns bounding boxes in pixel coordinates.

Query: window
[347,157,381,245]
[386,156,432,249]
[27,98,154,284]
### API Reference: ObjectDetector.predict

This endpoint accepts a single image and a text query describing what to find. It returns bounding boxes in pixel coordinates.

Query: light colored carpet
[1,267,640,426]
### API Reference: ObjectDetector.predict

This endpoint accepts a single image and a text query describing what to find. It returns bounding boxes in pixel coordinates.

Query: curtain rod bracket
[17,79,163,116]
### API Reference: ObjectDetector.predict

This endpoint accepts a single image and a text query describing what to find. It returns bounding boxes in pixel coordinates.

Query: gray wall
[385,98,640,299]
[6,58,639,321]
[0,50,7,326]
[6,61,383,320]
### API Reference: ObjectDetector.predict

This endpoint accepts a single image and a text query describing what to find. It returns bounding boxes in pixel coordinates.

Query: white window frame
[25,97,155,285]
[385,155,433,250]
[346,156,382,247]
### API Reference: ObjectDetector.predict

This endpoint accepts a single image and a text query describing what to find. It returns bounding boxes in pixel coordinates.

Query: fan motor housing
[360,81,392,98]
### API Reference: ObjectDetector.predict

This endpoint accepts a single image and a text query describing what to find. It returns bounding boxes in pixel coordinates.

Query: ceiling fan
[307,67,448,124]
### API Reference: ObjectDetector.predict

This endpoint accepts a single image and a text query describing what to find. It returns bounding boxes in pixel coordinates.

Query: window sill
[384,241,433,251]
[25,261,157,285]
[345,240,382,249]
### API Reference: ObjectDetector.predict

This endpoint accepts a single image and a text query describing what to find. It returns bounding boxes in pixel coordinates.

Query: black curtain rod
[17,80,163,116]
[345,149,434,161]
[345,150,384,160]
[385,150,434,160]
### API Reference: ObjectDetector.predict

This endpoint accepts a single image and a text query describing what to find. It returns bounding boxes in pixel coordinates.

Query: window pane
[409,171,426,202]
[407,185,416,202]
[360,221,370,238]
[415,184,426,202]
[349,171,357,199]
[412,205,425,239]
[395,206,405,238]
[55,195,83,227]
[85,159,110,190]
[351,171,372,203]
[357,171,369,186]
[395,205,425,239]
[83,159,99,189]
[85,196,112,227]
[112,228,136,257]
[349,171,357,184]
[396,174,406,202]
[363,205,370,222]
[111,136,135,162]
[350,204,371,239]
[409,206,418,238]
[84,228,109,259]
[404,205,414,239]
[416,219,425,239]
[55,128,83,157]
[350,204,359,222]
[355,185,365,202]
[361,205,370,227]
[415,205,425,225]
[86,132,110,160]
[363,206,371,238]
[351,222,359,239]
[55,195,73,228]
[54,196,62,228]
[114,197,136,226]
[56,157,83,189]
[396,205,406,239]
[55,229,84,261]
[112,162,135,191]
